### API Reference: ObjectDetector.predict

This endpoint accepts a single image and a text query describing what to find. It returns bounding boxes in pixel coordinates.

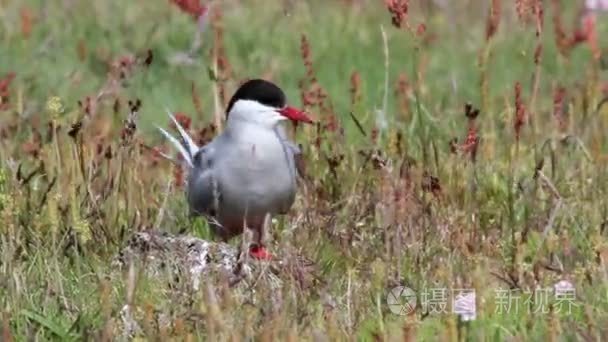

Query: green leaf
[20,309,69,339]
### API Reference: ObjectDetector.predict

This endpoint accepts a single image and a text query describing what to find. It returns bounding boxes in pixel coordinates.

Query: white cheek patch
[252,109,287,126]
[228,100,285,127]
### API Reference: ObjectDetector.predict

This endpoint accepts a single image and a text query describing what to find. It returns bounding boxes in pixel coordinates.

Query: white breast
[214,122,297,222]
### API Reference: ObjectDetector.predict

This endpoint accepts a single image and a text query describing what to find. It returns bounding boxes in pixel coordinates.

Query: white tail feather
[166,109,198,157]
[156,125,193,167]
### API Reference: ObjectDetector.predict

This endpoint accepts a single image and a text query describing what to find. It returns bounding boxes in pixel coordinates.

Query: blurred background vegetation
[1,0,608,340]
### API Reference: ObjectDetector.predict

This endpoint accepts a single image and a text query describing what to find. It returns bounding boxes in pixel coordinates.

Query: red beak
[278,106,314,124]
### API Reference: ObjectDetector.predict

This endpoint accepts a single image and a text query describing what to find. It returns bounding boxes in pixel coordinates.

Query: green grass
[1,0,608,340]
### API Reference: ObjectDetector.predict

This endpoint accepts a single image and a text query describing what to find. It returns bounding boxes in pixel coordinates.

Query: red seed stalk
[169,0,207,20]
[582,14,600,60]
[514,82,527,141]
[300,35,316,84]
[486,0,501,41]
[395,73,411,118]
[349,71,361,109]
[173,162,185,187]
[416,23,426,37]
[533,0,544,37]
[553,86,567,133]
[120,99,141,146]
[20,7,34,38]
[515,0,530,22]
[191,81,203,116]
[299,34,338,133]
[211,7,231,107]
[385,0,409,29]
[534,44,543,65]
[551,0,598,58]
[551,0,569,55]
[461,103,480,162]
[370,127,379,145]
[0,72,16,111]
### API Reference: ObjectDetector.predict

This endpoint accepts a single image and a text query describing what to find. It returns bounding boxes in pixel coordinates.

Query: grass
[1,0,608,340]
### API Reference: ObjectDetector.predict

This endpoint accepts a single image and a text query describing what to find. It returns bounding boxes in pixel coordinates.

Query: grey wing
[283,140,304,178]
[187,145,220,218]
[282,138,308,182]
[275,126,305,180]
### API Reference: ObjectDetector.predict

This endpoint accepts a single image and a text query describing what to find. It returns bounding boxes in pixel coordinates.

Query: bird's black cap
[225,79,286,117]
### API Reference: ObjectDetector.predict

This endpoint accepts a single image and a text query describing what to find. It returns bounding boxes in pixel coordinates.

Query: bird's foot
[249,245,272,261]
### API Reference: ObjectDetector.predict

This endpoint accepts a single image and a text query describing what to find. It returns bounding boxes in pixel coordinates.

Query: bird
[158,79,313,260]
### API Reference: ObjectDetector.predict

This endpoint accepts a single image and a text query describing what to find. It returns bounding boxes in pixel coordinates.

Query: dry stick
[51,261,70,315]
[140,143,182,167]
[231,223,252,287]
[479,39,493,118]
[529,55,542,138]
[537,170,561,199]
[76,140,103,239]
[125,150,132,230]
[529,11,544,138]
[343,169,365,212]
[69,135,87,242]
[262,213,271,249]
[346,269,353,335]
[375,293,385,337]
[52,119,63,176]
[489,270,518,288]
[577,96,608,148]
[248,254,274,291]
[112,151,125,228]
[235,206,252,273]
[153,177,173,229]
[86,158,102,224]
[211,58,223,132]
[380,25,389,127]
[205,282,222,339]
[126,260,137,305]
[84,157,113,242]
[534,171,563,260]
[541,199,562,239]
[568,135,593,162]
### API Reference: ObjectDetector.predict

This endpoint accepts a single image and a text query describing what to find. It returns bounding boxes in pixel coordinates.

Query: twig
[540,198,562,239]
[380,25,389,119]
[489,270,518,289]
[140,143,182,167]
[38,176,57,210]
[537,170,561,200]
[573,137,593,162]
[348,111,367,137]
[346,269,353,334]
[248,258,273,290]
[534,170,563,260]
[211,58,223,131]
[153,177,173,229]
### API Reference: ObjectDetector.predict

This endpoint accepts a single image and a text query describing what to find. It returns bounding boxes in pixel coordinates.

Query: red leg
[249,244,272,260]
[249,214,272,260]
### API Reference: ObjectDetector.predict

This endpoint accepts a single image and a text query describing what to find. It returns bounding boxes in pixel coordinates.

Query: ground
[1,0,608,340]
